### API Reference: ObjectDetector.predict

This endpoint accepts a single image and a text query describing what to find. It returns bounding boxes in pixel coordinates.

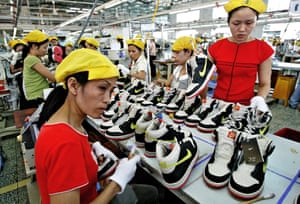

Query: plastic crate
[274,128,300,142]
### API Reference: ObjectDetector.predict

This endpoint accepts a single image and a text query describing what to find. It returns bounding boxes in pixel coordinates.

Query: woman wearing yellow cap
[22,29,56,108]
[156,36,195,89]
[207,0,274,107]
[85,37,100,50]
[35,48,158,204]
[126,38,147,81]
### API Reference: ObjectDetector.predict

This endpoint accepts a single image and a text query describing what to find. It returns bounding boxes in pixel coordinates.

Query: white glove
[92,141,118,161]
[250,96,269,113]
[109,155,141,193]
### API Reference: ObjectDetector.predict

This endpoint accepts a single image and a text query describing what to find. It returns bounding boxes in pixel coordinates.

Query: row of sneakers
[203,126,275,200]
[100,99,201,190]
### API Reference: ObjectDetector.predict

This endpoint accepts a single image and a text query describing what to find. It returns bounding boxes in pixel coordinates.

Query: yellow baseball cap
[78,37,87,45]
[224,0,267,14]
[134,34,142,39]
[8,39,26,49]
[126,39,145,50]
[49,36,59,41]
[24,29,48,43]
[172,36,196,51]
[64,42,73,47]
[85,37,100,48]
[116,35,124,40]
[55,49,119,83]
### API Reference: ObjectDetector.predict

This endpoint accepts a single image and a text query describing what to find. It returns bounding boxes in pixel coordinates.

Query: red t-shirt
[208,38,274,105]
[35,123,98,204]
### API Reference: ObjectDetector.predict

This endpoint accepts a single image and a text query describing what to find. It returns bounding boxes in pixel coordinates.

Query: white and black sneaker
[228,134,275,200]
[198,100,233,133]
[185,98,218,127]
[173,96,201,123]
[165,90,185,114]
[185,57,215,98]
[144,119,177,158]
[135,111,154,148]
[203,126,242,188]
[244,108,273,136]
[105,106,142,140]
[156,132,199,190]
[156,88,178,110]
[97,157,118,180]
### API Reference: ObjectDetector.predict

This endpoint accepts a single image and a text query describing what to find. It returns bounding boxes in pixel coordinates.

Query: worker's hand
[109,155,141,193]
[92,141,118,161]
[250,96,269,113]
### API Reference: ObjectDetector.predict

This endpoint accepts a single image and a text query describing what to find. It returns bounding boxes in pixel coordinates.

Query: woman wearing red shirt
[208,0,274,107]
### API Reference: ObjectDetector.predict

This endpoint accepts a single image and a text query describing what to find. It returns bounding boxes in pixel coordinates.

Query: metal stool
[272,75,297,106]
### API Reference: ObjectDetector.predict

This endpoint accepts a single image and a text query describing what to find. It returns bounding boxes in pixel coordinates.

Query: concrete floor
[0,100,299,204]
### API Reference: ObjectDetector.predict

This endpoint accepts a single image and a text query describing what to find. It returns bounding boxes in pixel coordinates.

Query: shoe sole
[228,181,264,200]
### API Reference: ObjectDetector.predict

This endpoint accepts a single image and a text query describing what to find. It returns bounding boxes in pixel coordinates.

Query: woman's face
[128,45,142,61]
[76,78,117,118]
[34,42,48,57]
[229,7,257,43]
[172,50,191,66]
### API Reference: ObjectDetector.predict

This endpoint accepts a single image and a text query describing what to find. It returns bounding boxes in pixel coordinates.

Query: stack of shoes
[228,134,275,200]
[156,88,178,110]
[203,126,243,188]
[197,100,233,133]
[105,105,142,140]
[173,96,201,123]
[165,89,186,114]
[156,129,199,190]
[185,98,219,127]
[185,57,215,98]
[135,111,154,148]
[144,119,177,157]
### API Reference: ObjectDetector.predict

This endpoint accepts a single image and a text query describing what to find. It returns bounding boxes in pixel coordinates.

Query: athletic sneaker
[244,108,273,136]
[198,100,233,133]
[102,106,119,121]
[185,57,215,98]
[135,111,154,148]
[128,79,145,96]
[105,106,142,140]
[156,88,178,110]
[228,134,275,200]
[156,132,199,190]
[97,157,118,180]
[185,98,218,127]
[222,103,250,132]
[203,126,242,188]
[165,90,185,114]
[173,96,201,123]
[144,119,176,157]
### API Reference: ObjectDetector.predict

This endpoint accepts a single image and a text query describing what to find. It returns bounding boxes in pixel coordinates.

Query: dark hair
[183,48,194,57]
[227,6,259,23]
[22,39,49,60]
[128,44,142,52]
[37,71,89,128]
